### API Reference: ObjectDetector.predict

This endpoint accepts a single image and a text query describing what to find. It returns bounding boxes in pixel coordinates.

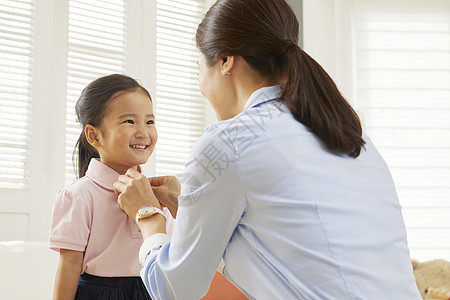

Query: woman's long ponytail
[281,44,365,157]
[196,0,366,158]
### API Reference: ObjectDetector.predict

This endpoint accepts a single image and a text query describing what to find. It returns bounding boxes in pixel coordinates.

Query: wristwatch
[135,206,165,224]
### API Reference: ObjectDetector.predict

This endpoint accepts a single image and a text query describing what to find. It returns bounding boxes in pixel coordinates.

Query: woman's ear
[85,124,101,149]
[221,55,234,76]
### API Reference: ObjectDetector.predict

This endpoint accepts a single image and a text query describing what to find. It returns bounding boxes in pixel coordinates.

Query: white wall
[0,0,69,243]
[302,0,355,104]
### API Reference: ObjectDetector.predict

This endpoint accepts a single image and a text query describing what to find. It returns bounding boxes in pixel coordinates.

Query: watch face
[139,206,153,216]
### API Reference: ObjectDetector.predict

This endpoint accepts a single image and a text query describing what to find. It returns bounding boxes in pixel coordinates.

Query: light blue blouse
[139,86,421,299]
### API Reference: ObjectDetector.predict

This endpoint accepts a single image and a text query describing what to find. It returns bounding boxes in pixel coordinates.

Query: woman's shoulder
[208,102,287,132]
[203,102,310,153]
[189,121,237,161]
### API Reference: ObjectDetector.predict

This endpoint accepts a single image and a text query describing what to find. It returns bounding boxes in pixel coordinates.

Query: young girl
[49,74,159,299]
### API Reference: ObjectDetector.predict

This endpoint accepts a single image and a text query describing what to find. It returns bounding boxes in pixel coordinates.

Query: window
[155,0,206,176]
[0,0,207,241]
[0,0,33,189]
[64,0,126,184]
[354,0,450,260]
[64,0,207,182]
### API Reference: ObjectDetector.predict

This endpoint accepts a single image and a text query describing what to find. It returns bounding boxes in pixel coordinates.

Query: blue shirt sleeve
[140,124,247,299]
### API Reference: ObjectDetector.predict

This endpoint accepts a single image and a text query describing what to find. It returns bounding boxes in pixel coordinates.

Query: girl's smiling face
[91,90,157,175]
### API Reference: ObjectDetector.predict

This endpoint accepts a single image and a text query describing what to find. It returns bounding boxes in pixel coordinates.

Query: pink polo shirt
[49,158,171,277]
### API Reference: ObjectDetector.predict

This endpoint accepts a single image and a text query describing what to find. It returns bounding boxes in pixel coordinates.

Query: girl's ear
[85,124,101,148]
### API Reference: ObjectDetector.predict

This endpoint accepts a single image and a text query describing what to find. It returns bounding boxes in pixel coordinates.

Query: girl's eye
[124,120,134,124]
[147,120,155,125]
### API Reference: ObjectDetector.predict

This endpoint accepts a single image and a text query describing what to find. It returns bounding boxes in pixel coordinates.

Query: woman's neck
[217,73,279,120]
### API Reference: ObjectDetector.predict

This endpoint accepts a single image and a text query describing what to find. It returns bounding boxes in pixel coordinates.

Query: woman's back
[215,86,420,299]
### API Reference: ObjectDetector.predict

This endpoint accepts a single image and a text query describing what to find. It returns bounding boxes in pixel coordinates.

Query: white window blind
[0,0,33,189]
[65,0,126,184]
[354,0,450,261]
[155,0,206,176]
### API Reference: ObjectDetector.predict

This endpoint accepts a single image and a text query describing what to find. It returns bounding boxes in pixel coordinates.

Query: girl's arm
[53,249,84,300]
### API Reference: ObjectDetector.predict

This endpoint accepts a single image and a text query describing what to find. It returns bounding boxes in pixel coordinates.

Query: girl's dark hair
[74,74,151,178]
[196,0,365,157]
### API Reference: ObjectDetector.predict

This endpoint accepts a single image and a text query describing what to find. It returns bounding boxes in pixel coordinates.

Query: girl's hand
[149,176,180,219]
[113,168,161,221]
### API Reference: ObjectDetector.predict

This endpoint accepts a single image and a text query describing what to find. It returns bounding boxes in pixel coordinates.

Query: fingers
[149,176,167,187]
[116,193,137,220]
[113,175,133,194]
[125,167,143,179]
[113,168,146,195]
[151,186,167,205]
[113,180,126,194]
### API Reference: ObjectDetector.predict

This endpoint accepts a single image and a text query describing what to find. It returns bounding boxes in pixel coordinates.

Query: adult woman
[113,0,421,298]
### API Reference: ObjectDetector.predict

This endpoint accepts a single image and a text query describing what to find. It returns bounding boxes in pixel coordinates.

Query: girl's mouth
[130,144,149,150]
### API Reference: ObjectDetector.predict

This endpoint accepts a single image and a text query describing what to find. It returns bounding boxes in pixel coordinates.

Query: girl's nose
[135,124,149,138]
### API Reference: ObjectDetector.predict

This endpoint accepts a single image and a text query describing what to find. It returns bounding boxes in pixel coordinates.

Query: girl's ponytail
[281,44,365,157]
[74,131,99,178]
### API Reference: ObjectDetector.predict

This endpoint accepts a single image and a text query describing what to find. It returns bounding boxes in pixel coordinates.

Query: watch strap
[135,206,166,224]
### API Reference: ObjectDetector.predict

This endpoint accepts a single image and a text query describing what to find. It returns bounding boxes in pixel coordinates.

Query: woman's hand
[113,168,161,221]
[149,176,180,219]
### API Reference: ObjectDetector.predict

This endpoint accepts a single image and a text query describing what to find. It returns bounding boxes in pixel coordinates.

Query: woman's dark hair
[196,0,365,157]
[74,74,151,178]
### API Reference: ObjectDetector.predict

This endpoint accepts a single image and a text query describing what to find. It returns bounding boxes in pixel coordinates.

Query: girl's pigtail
[74,130,99,178]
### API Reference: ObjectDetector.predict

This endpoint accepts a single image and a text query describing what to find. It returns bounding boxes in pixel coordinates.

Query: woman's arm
[138,129,246,299]
[53,249,84,300]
